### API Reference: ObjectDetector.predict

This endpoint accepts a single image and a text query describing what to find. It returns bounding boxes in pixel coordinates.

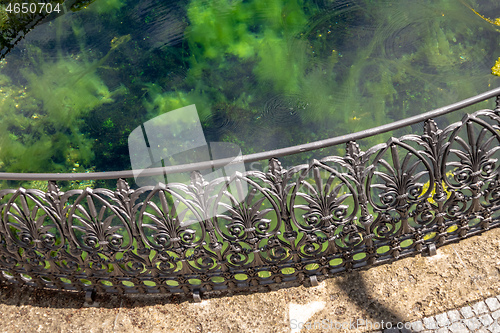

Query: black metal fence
[2,87,500,301]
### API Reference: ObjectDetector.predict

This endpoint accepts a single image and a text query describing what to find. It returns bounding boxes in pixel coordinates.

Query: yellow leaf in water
[492,57,500,77]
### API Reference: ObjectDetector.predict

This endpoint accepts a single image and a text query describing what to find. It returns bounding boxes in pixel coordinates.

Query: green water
[0,0,499,189]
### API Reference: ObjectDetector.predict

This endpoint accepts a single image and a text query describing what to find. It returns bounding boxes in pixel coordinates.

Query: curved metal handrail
[1,87,500,301]
[1,86,499,181]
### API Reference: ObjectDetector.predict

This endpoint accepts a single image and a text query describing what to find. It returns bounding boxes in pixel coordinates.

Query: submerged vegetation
[0,0,499,188]
[0,29,127,175]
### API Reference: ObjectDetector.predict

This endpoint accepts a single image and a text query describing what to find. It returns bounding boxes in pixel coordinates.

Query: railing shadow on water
[0,87,500,315]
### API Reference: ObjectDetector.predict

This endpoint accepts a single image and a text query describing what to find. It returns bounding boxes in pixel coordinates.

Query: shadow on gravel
[336,271,414,332]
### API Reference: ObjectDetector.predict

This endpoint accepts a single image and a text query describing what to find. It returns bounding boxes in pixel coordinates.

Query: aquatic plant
[0,20,128,176]
[22,48,125,129]
[142,83,212,121]
[186,0,315,93]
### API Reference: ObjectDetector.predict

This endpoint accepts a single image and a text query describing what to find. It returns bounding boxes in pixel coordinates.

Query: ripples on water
[261,94,308,125]
[129,0,186,50]
[201,112,237,140]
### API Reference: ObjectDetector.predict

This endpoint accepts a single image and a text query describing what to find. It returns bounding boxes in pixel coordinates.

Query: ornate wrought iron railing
[2,87,500,301]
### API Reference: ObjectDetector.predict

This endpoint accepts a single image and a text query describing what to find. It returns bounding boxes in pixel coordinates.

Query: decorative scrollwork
[67,189,133,253]
[215,174,281,242]
[2,188,64,251]
[367,138,434,237]
[137,183,205,251]
[291,160,358,230]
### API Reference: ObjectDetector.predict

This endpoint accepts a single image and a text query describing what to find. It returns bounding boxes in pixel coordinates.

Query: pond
[0,0,499,190]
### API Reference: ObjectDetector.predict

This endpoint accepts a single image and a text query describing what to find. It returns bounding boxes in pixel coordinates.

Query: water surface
[0,0,499,188]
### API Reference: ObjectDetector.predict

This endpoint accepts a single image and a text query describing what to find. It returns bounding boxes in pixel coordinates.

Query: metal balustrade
[2,86,500,301]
